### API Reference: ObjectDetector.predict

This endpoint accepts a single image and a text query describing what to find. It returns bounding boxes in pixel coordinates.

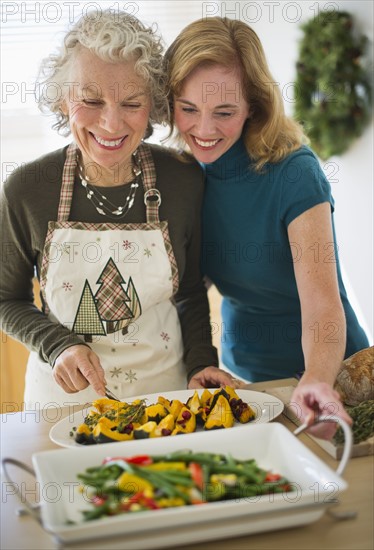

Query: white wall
[1,0,373,340]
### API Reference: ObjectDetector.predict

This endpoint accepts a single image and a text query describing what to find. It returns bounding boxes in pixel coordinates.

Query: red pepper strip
[102,455,153,465]
[189,462,204,490]
[141,494,160,510]
[265,472,282,482]
[121,492,144,511]
[125,455,153,465]
[91,495,107,506]
[120,492,143,511]
[121,492,160,511]
[128,492,145,504]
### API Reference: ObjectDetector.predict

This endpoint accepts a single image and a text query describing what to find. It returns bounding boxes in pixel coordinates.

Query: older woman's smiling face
[62,47,151,183]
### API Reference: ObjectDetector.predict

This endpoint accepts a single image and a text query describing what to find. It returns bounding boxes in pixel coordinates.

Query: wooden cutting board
[264,381,374,459]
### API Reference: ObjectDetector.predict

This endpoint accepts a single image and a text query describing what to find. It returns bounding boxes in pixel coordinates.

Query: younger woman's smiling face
[173,64,250,164]
[62,47,151,183]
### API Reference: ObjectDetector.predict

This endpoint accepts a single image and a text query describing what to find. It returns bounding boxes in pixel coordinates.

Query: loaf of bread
[334,346,374,406]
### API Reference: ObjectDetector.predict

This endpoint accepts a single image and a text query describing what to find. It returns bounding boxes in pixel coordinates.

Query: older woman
[0,11,235,408]
[165,17,369,438]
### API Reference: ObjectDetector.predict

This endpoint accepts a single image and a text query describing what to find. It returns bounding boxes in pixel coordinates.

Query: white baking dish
[16,421,348,549]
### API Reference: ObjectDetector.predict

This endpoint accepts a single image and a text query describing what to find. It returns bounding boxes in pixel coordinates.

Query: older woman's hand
[290,381,352,440]
[188,366,246,389]
[53,345,106,396]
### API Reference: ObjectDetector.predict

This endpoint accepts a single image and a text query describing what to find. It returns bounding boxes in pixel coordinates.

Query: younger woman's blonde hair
[165,17,308,170]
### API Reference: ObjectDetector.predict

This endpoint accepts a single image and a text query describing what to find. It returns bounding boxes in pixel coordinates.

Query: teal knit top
[201,138,368,381]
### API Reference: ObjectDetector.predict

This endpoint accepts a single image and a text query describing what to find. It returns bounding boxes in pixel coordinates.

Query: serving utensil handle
[104,386,121,401]
[293,415,352,476]
[1,458,43,523]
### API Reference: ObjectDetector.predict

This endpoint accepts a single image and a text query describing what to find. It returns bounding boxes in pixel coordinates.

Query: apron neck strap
[137,143,161,224]
[58,142,161,224]
[58,142,78,221]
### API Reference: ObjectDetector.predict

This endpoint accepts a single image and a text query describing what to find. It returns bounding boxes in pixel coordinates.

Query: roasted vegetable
[157,396,171,409]
[96,416,118,430]
[230,398,256,423]
[150,414,175,438]
[91,398,126,414]
[186,390,206,426]
[186,390,201,414]
[145,403,169,423]
[200,388,213,408]
[223,385,240,401]
[172,406,196,434]
[92,422,135,444]
[205,395,235,430]
[168,399,185,419]
[209,388,231,411]
[134,421,158,439]
[75,423,94,445]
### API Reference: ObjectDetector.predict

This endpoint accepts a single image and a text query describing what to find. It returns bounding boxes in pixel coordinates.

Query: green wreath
[295,11,372,160]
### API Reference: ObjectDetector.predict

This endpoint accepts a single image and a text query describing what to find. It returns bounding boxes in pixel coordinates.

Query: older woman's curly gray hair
[37,10,168,135]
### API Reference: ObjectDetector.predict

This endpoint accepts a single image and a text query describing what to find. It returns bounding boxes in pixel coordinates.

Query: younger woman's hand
[188,366,246,389]
[290,382,352,440]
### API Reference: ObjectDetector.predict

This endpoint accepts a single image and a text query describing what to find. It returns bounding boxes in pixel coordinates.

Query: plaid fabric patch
[72,280,106,337]
[138,143,161,224]
[95,258,134,326]
[45,221,162,231]
[160,222,179,295]
[39,223,55,314]
[58,142,78,221]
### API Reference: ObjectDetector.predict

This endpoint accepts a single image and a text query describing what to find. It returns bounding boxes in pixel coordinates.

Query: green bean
[85,466,104,474]
[151,451,225,466]
[153,473,194,487]
[209,464,263,483]
[225,454,237,468]
[131,466,193,494]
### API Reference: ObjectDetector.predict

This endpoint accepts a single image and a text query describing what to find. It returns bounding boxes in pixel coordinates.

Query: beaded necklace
[77,151,141,219]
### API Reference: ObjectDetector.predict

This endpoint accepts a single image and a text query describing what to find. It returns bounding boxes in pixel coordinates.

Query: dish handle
[293,415,352,477]
[1,458,43,524]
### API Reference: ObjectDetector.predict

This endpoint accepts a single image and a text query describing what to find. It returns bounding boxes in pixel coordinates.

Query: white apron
[24,143,186,408]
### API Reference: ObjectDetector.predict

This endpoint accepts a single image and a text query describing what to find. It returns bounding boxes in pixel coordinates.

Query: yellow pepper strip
[156,497,186,508]
[211,473,237,486]
[117,472,154,494]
